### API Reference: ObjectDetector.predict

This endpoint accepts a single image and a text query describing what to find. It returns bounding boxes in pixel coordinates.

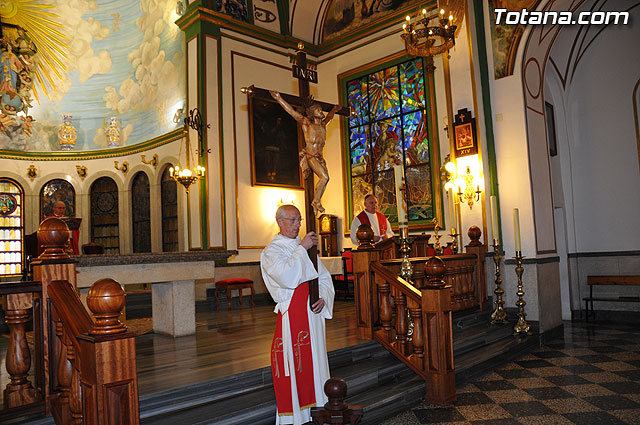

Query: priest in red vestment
[261,204,335,425]
[349,194,394,246]
[44,201,79,255]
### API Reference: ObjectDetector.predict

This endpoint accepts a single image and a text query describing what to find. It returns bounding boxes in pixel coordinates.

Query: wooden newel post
[310,377,363,424]
[79,278,140,425]
[31,217,78,414]
[420,257,457,404]
[351,224,379,340]
[465,226,488,311]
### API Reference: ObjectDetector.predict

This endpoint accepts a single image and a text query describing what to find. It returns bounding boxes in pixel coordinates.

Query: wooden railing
[0,280,45,421]
[47,278,139,425]
[350,226,488,404]
[352,226,487,341]
[1,217,140,424]
[370,259,456,404]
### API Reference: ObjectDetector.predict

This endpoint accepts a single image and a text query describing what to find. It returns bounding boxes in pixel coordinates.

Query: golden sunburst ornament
[0,0,69,102]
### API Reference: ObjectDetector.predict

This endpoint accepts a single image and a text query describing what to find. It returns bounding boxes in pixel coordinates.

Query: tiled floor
[381,321,640,424]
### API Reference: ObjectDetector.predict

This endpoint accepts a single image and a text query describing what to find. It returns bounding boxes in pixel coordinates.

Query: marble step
[141,344,414,424]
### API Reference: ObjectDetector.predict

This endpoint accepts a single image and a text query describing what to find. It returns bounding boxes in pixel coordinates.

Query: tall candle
[393,165,407,226]
[490,195,499,244]
[448,188,455,229]
[513,208,521,252]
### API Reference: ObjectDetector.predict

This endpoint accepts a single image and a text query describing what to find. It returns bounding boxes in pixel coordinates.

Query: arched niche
[40,178,76,221]
[90,176,119,255]
[160,164,178,252]
[131,171,151,253]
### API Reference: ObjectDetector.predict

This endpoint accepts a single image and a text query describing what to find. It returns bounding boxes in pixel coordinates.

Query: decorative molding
[76,165,88,181]
[26,164,37,181]
[0,128,182,161]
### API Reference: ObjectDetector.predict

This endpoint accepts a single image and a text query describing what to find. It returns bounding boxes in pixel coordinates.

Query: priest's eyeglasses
[282,217,303,224]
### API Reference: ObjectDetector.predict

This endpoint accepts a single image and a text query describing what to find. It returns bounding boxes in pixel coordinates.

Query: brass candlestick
[513,251,531,335]
[490,241,508,325]
[397,225,415,284]
[432,220,443,255]
[449,227,458,254]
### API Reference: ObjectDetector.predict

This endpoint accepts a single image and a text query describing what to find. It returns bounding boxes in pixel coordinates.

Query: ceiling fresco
[0,0,185,152]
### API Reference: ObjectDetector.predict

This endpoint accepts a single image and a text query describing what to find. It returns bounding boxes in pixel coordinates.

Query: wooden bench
[584,275,640,321]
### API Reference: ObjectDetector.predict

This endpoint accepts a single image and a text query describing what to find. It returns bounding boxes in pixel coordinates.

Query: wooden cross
[241,44,349,306]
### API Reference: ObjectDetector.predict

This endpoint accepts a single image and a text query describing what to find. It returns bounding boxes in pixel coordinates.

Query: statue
[105,116,121,147]
[270,90,340,215]
[57,114,77,151]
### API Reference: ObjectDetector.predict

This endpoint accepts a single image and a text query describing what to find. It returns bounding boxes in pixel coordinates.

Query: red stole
[271,282,316,415]
[357,210,387,236]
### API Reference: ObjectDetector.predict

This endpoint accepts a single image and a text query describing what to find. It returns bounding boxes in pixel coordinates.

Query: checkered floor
[381,321,640,424]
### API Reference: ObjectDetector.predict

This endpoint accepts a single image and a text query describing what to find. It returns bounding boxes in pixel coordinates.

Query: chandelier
[401,6,457,60]
[170,108,206,193]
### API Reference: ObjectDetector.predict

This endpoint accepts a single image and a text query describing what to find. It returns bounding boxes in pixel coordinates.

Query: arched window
[90,177,119,255]
[161,165,178,252]
[40,178,75,220]
[131,172,151,253]
[342,57,436,229]
[0,178,24,276]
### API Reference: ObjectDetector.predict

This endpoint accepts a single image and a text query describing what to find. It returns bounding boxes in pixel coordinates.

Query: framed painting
[453,108,477,157]
[248,96,304,189]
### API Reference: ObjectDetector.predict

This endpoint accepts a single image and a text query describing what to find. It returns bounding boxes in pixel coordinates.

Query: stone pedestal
[152,280,195,337]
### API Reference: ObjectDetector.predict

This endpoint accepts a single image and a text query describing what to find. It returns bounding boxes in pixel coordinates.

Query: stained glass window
[0,179,23,277]
[344,57,434,226]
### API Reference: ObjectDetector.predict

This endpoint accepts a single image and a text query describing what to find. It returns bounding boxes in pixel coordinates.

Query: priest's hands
[311,298,325,314]
[301,231,318,249]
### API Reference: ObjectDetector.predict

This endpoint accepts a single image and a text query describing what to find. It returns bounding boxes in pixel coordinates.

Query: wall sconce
[141,153,159,169]
[114,160,129,176]
[455,166,481,209]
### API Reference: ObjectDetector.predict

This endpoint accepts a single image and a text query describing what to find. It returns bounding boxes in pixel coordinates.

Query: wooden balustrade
[370,259,456,404]
[1,217,140,424]
[0,280,44,421]
[352,226,487,338]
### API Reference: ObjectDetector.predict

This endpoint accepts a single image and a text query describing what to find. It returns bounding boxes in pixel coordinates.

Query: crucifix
[241,42,349,306]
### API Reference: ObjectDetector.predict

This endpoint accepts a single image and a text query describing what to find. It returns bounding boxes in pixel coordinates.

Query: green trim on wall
[176,2,442,60]
[277,0,290,36]
[472,1,502,244]
[216,38,227,249]
[196,34,209,249]
[0,129,183,161]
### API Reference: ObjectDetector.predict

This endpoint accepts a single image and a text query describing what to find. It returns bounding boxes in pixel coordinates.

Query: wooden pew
[584,275,640,321]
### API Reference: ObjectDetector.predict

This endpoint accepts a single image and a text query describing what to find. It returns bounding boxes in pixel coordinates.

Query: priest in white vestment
[261,204,335,425]
[350,194,394,246]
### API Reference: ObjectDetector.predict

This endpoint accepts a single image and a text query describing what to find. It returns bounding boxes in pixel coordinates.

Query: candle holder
[490,241,509,325]
[513,251,531,336]
[449,228,458,254]
[432,220,443,255]
[395,225,415,284]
